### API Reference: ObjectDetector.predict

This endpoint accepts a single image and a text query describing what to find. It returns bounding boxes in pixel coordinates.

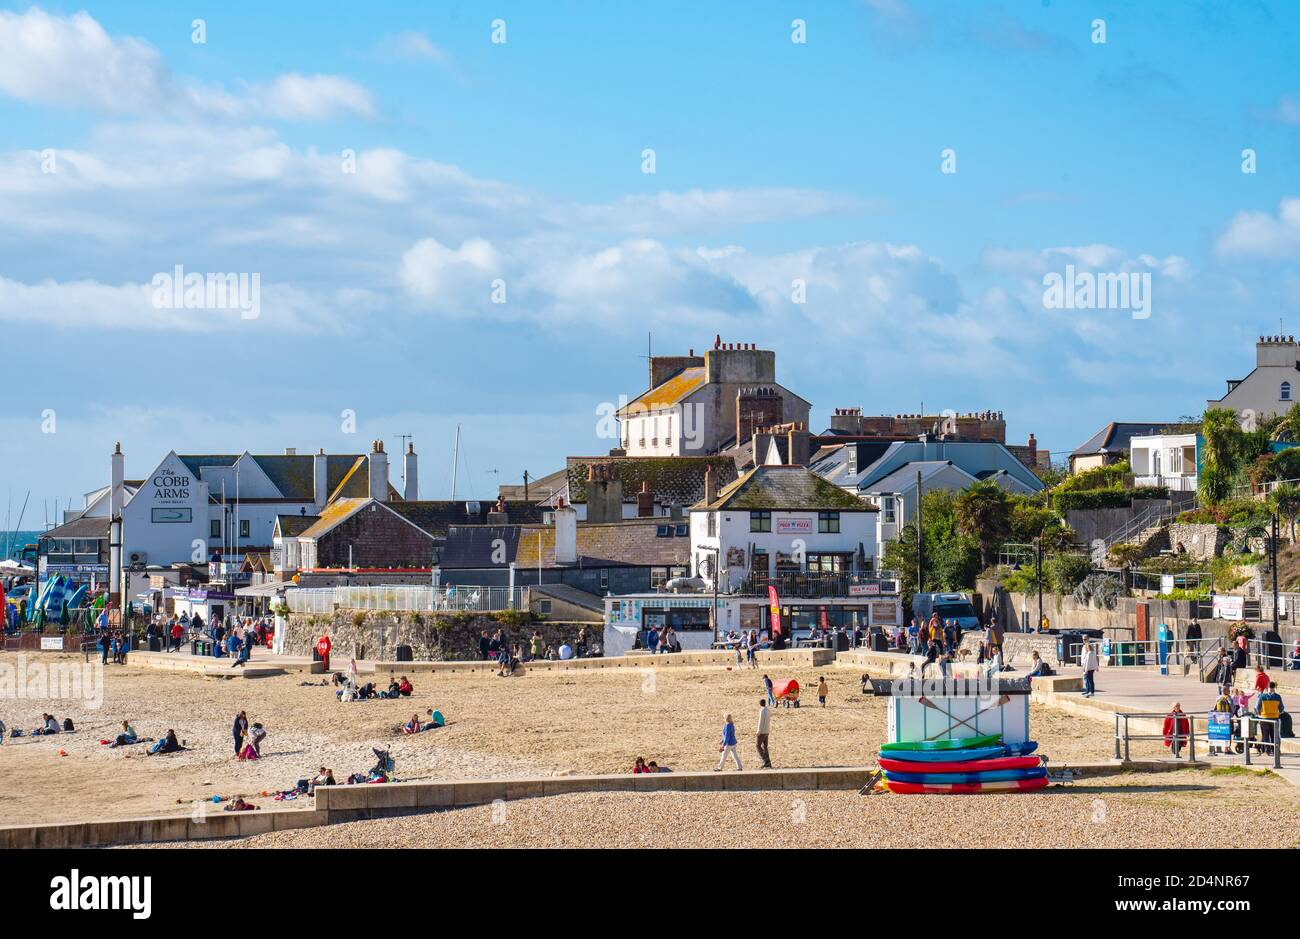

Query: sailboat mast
[450,425,461,502]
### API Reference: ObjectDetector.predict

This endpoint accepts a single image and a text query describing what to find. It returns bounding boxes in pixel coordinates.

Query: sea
[1,530,40,560]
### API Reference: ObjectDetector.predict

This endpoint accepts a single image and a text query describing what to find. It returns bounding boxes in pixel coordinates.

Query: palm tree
[954,480,1012,570]
[1199,407,1243,504]
[1268,483,1300,540]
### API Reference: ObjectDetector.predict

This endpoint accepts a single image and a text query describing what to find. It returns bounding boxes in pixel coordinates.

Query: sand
[0,651,1178,827]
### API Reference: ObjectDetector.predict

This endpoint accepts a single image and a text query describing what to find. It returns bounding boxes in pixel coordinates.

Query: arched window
[1283,381,1293,401]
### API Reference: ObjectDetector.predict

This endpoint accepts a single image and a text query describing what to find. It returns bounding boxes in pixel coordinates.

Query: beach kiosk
[870,676,1032,746]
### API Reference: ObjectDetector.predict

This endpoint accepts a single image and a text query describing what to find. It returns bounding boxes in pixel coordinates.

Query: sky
[2,0,1300,519]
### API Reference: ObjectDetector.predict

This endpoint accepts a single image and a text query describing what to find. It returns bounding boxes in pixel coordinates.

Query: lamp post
[1035,536,1044,635]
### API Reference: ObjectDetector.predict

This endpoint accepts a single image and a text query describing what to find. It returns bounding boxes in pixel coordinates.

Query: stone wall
[283,610,588,662]
[1167,523,1229,560]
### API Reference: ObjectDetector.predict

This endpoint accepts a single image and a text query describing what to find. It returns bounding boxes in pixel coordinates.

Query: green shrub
[1046,554,1093,594]
[1052,489,1132,512]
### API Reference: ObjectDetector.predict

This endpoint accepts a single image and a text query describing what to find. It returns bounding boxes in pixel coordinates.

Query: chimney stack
[313,448,328,510]
[554,497,578,565]
[637,480,654,517]
[703,464,716,505]
[368,440,389,503]
[110,442,124,518]
[403,442,419,501]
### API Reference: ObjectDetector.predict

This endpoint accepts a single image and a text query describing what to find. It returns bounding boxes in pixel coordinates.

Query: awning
[235,581,293,598]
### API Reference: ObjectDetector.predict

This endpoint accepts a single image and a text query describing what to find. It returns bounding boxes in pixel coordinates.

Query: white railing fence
[286,584,524,614]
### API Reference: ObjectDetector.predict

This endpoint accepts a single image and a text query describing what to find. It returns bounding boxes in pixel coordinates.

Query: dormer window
[1283,381,1292,402]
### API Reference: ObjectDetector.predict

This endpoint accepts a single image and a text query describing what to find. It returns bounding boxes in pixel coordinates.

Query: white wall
[689,508,878,590]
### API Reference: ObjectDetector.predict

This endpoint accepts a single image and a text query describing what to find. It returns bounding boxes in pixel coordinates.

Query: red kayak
[882,776,1049,794]
[877,755,1041,774]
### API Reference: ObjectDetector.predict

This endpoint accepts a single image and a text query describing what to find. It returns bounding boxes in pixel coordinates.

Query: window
[818,511,841,533]
[750,511,771,532]
[1283,382,1292,401]
[210,520,221,539]
[882,498,896,525]
[650,569,667,589]
[239,520,250,539]
[807,553,846,573]
[599,569,609,591]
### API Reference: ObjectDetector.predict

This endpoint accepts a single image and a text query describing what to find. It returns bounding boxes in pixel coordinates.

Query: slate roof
[39,515,111,541]
[697,465,875,511]
[565,456,738,508]
[275,513,321,537]
[1070,422,1176,459]
[497,467,568,504]
[176,454,397,501]
[515,518,691,568]
[388,500,548,538]
[530,582,605,613]
[864,461,972,493]
[439,525,521,568]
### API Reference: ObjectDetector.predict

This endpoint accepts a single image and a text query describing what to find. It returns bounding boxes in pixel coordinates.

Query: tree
[1199,407,1244,504]
[1268,482,1300,540]
[954,480,1013,570]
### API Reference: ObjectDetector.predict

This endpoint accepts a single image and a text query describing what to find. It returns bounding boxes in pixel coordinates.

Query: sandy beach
[0,651,1118,826]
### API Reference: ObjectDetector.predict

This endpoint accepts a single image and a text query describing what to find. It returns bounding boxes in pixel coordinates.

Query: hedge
[1052,489,1133,512]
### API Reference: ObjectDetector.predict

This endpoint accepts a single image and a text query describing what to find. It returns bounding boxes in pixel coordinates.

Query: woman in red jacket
[1163,702,1191,758]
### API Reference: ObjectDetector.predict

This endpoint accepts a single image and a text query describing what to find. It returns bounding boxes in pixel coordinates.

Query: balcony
[737,571,900,598]
[1135,474,1196,492]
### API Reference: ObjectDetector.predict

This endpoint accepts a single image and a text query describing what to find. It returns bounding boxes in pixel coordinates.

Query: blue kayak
[882,741,1039,763]
[883,766,1048,785]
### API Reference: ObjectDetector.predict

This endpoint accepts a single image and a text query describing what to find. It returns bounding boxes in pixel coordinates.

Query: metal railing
[285,584,524,614]
[1134,474,1196,491]
[1100,497,1190,552]
[1114,711,1197,762]
[737,571,900,598]
[1242,716,1284,769]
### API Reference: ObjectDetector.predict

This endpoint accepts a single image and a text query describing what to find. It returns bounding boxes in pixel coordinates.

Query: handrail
[1113,711,1196,762]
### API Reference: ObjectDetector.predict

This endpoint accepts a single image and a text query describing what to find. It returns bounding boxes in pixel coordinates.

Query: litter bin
[1057,631,1081,666]
[1113,641,1146,666]
[834,631,850,652]
[148,636,162,652]
[395,644,414,662]
[870,630,888,652]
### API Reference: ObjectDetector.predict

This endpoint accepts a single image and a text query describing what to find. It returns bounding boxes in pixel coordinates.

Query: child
[817,676,829,707]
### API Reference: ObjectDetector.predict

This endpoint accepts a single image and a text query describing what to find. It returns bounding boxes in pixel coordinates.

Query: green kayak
[880,733,1002,752]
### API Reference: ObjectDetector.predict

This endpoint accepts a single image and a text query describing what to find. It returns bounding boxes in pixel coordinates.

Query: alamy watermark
[0,655,103,709]
[151,265,261,320]
[1042,264,1150,320]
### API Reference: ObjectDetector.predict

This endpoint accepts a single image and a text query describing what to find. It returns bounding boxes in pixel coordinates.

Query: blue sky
[2,0,1300,516]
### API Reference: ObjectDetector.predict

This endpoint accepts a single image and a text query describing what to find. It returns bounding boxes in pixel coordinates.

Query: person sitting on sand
[147,730,181,755]
[402,714,423,735]
[309,768,336,793]
[424,708,446,729]
[633,756,648,774]
[224,796,258,812]
[646,761,669,773]
[109,720,138,748]
[397,676,413,697]
[38,714,60,735]
[386,678,402,698]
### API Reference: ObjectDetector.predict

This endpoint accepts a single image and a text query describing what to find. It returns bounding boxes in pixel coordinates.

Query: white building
[1129,432,1198,492]
[50,441,409,575]
[689,463,881,592]
[617,339,811,456]
[1208,335,1300,422]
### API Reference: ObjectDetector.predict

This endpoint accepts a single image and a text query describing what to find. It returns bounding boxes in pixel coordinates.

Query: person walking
[763,674,775,707]
[1081,641,1099,698]
[715,713,743,771]
[817,676,829,707]
[755,699,773,768]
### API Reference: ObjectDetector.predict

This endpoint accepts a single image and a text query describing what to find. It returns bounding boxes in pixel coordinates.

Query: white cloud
[0,8,373,122]
[246,73,375,121]
[0,8,169,111]
[377,31,451,66]
[1216,198,1300,260]
[401,237,502,306]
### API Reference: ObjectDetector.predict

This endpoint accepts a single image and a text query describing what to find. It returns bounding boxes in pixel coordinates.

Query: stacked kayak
[877,734,1047,793]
